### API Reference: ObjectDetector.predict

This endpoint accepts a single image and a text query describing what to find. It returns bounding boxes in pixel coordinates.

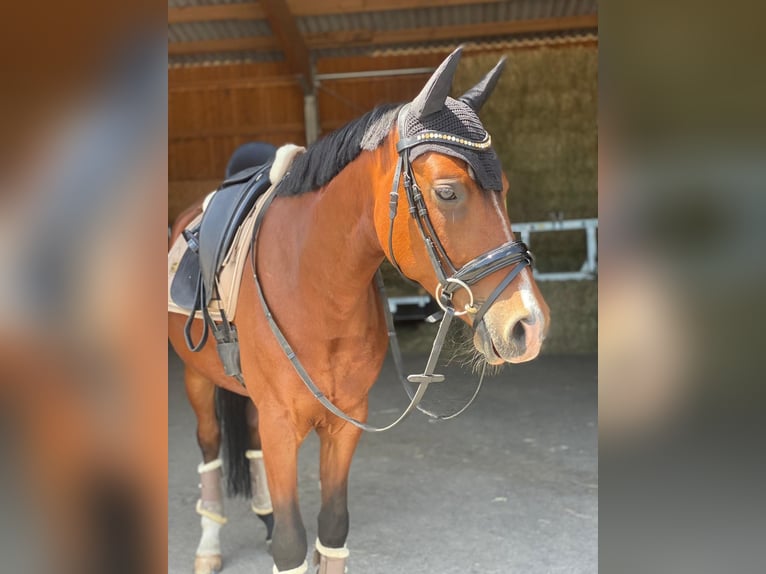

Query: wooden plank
[170,124,306,141]
[168,3,265,23]
[169,77,299,93]
[168,36,278,56]
[169,61,293,83]
[259,0,313,91]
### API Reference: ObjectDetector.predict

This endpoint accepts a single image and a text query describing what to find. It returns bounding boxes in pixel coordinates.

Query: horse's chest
[318,332,387,378]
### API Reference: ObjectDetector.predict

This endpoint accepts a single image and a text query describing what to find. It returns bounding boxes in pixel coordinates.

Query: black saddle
[170,160,274,381]
[171,162,272,311]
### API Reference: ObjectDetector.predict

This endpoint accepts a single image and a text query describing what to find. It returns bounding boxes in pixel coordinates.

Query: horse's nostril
[511,320,526,344]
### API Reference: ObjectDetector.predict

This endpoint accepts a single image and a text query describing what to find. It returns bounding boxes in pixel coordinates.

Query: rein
[249,108,532,432]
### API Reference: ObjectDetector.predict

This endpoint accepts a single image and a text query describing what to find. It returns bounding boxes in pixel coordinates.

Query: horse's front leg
[259,406,309,573]
[314,402,366,574]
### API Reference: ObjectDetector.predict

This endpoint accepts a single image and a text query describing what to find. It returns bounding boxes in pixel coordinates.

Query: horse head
[374,47,550,365]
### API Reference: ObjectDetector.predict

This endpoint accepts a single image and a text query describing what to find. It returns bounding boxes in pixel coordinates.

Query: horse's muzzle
[474,310,546,365]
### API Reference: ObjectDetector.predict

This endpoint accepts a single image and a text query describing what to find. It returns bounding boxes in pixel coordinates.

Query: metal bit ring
[435,278,477,317]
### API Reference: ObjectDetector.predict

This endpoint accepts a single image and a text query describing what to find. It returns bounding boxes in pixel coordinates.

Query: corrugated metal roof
[297,0,597,35]
[168,32,596,68]
[168,0,598,68]
[314,31,598,60]
[169,19,271,43]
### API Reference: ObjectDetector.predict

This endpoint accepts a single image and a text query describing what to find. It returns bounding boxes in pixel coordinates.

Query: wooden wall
[169,61,303,183]
[169,52,475,221]
[168,44,595,222]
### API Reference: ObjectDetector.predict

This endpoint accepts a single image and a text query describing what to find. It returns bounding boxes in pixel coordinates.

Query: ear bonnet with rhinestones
[398,48,507,191]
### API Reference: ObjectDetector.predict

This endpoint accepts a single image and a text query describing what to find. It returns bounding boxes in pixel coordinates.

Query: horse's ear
[458,56,507,112]
[410,46,463,119]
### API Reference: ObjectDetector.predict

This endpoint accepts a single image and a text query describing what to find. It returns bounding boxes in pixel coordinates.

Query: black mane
[275,103,401,196]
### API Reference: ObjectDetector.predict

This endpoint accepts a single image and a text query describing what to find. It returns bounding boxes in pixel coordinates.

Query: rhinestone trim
[414,131,492,150]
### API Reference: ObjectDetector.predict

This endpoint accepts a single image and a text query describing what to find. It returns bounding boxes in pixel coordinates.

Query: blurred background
[599,2,766,572]
[0,1,167,573]
[168,3,599,573]
[0,0,764,572]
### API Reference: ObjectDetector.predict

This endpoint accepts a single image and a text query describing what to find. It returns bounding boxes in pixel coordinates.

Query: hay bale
[537,281,597,354]
[453,46,597,228]
[452,46,598,354]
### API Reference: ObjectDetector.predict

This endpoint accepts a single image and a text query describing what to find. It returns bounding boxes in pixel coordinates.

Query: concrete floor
[169,350,597,574]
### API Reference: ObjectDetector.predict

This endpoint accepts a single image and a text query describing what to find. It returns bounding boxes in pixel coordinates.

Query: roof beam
[288,0,508,16]
[168,3,265,24]
[168,15,598,57]
[168,36,279,56]
[258,0,313,92]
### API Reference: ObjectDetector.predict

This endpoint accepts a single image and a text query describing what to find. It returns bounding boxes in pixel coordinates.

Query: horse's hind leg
[245,401,275,543]
[313,416,365,574]
[184,366,226,574]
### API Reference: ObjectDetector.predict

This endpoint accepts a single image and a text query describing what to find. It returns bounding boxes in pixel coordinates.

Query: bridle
[388,105,533,331]
[250,107,533,432]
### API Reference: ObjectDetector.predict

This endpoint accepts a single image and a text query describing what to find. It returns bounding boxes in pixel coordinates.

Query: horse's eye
[434,186,457,201]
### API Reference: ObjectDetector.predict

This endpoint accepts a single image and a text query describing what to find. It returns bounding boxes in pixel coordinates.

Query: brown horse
[169,47,550,574]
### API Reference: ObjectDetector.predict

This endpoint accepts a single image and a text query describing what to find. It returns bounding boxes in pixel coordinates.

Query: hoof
[194,554,222,574]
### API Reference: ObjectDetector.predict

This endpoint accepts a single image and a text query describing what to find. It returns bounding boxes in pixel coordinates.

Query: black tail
[215,387,252,498]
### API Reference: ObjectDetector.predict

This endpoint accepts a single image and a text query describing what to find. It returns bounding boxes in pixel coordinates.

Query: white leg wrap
[272,560,308,574]
[196,499,227,525]
[195,457,226,561]
[196,515,223,556]
[315,539,349,559]
[246,449,273,515]
[198,458,223,474]
[314,539,349,574]
[198,458,224,503]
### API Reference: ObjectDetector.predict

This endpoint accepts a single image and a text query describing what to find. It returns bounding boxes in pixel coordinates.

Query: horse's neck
[276,152,385,315]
